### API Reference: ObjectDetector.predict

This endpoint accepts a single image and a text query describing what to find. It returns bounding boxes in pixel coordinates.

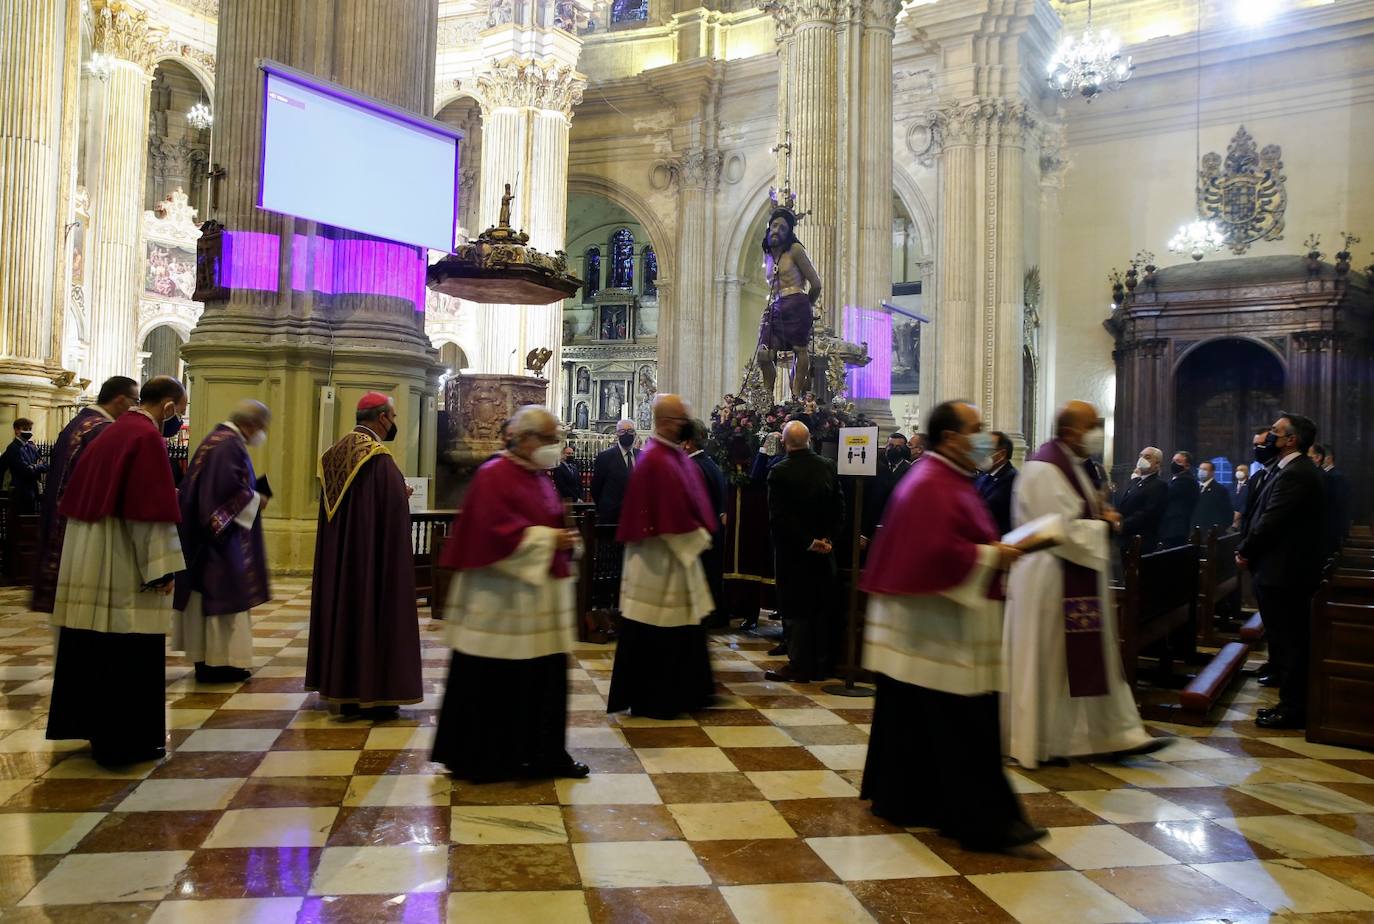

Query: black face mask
[18,431,32,442]
[1253,433,1278,465]
[1170,461,1186,475]
[618,432,635,449]
[384,422,398,442]
[886,446,908,464]
[162,415,182,438]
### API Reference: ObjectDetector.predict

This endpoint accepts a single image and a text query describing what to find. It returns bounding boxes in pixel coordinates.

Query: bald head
[1056,400,1098,436]
[653,393,691,443]
[782,420,810,451]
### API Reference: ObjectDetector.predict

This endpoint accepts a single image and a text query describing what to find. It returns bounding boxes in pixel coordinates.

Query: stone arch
[717,169,777,274]
[565,174,674,282]
[1172,334,1289,376]
[433,338,475,372]
[153,54,214,96]
[892,162,935,261]
[435,93,484,237]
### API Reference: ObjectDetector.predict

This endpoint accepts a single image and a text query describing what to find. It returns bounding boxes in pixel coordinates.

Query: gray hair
[615,418,636,434]
[511,405,559,440]
[1141,446,1163,464]
[229,399,271,430]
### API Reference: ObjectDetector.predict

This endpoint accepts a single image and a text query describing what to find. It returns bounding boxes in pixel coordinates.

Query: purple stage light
[844,305,892,400]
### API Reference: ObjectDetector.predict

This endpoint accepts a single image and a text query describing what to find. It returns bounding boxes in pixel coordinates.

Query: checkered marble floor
[3,583,1374,923]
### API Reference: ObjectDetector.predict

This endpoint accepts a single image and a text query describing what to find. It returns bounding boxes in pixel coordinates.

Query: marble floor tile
[1093,761,1218,789]
[565,727,628,750]
[19,850,193,905]
[968,869,1148,924]
[71,811,221,853]
[169,846,320,899]
[202,806,339,848]
[1258,737,1374,760]
[148,897,306,923]
[1037,825,1176,869]
[561,804,682,843]
[176,729,282,752]
[165,708,216,731]
[342,774,451,807]
[555,774,662,806]
[1193,858,1374,913]
[649,772,765,805]
[1145,738,1239,762]
[804,744,869,771]
[38,757,156,782]
[690,838,837,886]
[1011,762,1126,792]
[612,715,698,728]
[149,751,265,780]
[363,726,436,751]
[0,812,105,856]
[1303,855,1374,900]
[448,844,582,892]
[450,805,568,845]
[1216,813,1374,858]
[700,725,795,748]
[117,778,244,813]
[773,797,903,838]
[1252,757,1374,784]
[635,747,736,774]
[1173,757,1300,786]
[722,745,824,772]
[719,881,877,924]
[1062,788,1201,824]
[309,844,448,895]
[447,889,592,924]
[744,769,859,801]
[1237,780,1374,815]
[758,708,846,726]
[1082,864,1267,921]
[221,693,309,711]
[572,840,711,888]
[665,801,795,841]
[585,885,737,924]
[0,730,85,753]
[251,749,360,777]
[848,875,1019,923]
[228,776,351,809]
[805,834,958,881]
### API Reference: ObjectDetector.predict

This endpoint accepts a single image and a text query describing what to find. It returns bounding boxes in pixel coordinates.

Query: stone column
[181,0,442,573]
[471,57,585,414]
[718,273,742,395]
[662,148,722,412]
[0,0,79,429]
[84,0,161,390]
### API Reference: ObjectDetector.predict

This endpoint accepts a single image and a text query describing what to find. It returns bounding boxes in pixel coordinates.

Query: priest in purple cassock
[172,400,272,684]
[606,393,718,719]
[860,400,1044,851]
[305,392,422,718]
[32,376,138,613]
[432,406,590,782]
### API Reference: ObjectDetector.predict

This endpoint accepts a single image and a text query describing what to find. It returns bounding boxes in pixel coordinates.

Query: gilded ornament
[1197,126,1287,255]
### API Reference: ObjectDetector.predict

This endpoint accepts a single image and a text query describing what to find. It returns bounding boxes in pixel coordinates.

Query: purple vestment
[32,408,113,613]
[173,424,271,616]
[305,428,422,707]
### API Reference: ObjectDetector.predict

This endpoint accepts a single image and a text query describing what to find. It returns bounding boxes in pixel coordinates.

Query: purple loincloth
[759,292,813,351]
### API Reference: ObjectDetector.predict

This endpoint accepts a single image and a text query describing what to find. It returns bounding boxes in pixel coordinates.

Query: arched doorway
[434,96,483,238]
[146,60,212,213]
[1174,338,1284,467]
[141,324,186,381]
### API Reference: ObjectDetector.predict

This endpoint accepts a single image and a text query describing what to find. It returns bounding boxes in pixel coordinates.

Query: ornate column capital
[477,57,587,117]
[925,97,1037,150]
[91,0,164,74]
[671,148,724,190]
[764,0,843,30]
[849,0,902,31]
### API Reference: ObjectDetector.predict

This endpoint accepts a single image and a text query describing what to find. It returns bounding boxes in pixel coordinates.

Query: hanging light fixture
[88,51,115,81]
[1047,0,1133,101]
[1167,0,1224,262]
[186,101,213,131]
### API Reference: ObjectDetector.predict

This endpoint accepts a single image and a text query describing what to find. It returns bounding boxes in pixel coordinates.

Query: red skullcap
[357,392,392,411]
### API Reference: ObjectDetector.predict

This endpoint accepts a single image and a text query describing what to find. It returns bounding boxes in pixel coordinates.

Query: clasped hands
[807,538,833,554]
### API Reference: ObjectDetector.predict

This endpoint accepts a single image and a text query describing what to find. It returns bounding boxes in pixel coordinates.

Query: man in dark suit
[975,430,1017,536]
[766,420,844,682]
[1,418,47,515]
[1238,413,1327,729]
[1190,459,1234,537]
[1160,450,1200,548]
[1309,443,1351,558]
[1240,427,1278,684]
[684,420,729,628]
[552,444,583,502]
[1116,446,1167,555]
[590,419,639,524]
[1230,463,1251,531]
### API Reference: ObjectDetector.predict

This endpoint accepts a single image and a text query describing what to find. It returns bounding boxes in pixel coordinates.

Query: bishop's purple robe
[305,427,422,708]
[173,424,270,616]
[32,407,113,613]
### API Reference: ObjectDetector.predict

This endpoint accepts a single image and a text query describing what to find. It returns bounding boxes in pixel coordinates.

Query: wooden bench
[580,515,622,644]
[1309,569,1374,749]
[410,511,455,610]
[1196,530,1243,648]
[1117,537,1199,691]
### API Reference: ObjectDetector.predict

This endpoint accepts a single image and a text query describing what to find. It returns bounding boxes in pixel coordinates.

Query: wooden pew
[410,511,454,610]
[1309,568,1374,749]
[1196,529,1243,648]
[1117,537,1199,691]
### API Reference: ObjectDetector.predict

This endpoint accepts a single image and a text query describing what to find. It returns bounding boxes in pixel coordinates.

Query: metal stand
[822,476,875,698]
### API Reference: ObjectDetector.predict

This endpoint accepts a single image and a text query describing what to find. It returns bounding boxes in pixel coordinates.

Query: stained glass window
[610,228,634,289]
[584,246,600,300]
[642,245,658,297]
[611,0,648,24]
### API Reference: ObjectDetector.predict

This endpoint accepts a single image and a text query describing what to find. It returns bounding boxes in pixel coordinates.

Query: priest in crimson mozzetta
[432,405,590,782]
[32,375,138,614]
[606,393,718,718]
[46,376,187,767]
[171,400,273,684]
[306,392,422,718]
[859,399,1044,851]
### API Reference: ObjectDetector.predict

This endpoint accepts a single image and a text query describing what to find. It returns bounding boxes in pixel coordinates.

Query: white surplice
[171,489,261,667]
[863,544,1004,696]
[444,525,576,660]
[52,517,184,636]
[1002,446,1153,768]
[619,529,713,628]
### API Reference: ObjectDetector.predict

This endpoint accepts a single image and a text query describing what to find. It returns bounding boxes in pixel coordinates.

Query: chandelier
[1047,0,1133,101]
[186,102,214,131]
[1168,220,1225,262]
[88,51,115,81]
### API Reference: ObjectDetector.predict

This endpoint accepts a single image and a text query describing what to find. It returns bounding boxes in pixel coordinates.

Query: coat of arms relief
[1197,126,1287,254]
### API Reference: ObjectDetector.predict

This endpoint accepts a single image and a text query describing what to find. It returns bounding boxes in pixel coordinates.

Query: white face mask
[532,443,561,470]
[248,429,267,448]
[1136,456,1151,473]
[1082,428,1105,458]
[1199,470,1213,483]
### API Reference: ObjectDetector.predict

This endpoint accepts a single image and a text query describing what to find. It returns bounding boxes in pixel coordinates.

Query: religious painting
[576,367,591,394]
[583,247,601,300]
[610,0,647,23]
[609,228,634,288]
[634,301,658,338]
[634,364,656,430]
[892,319,920,394]
[70,220,85,287]
[598,304,628,341]
[599,381,624,420]
[575,401,589,429]
[144,241,197,300]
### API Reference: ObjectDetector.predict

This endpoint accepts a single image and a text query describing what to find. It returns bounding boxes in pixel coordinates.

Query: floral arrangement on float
[707,391,873,486]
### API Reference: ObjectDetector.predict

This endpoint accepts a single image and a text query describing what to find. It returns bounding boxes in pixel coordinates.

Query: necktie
[625,451,634,471]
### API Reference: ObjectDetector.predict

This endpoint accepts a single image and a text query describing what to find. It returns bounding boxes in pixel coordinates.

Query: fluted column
[471,56,585,412]
[662,148,722,412]
[933,109,978,403]
[85,0,161,389]
[991,118,1026,443]
[855,3,896,312]
[0,0,70,418]
[719,274,742,396]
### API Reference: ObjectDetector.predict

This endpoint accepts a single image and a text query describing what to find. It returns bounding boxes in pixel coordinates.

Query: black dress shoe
[1255,708,1306,729]
[538,760,591,780]
[764,667,812,684]
[1108,737,1172,761]
[739,615,759,631]
[1257,674,1280,687]
[962,820,1048,852]
[767,642,788,657]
